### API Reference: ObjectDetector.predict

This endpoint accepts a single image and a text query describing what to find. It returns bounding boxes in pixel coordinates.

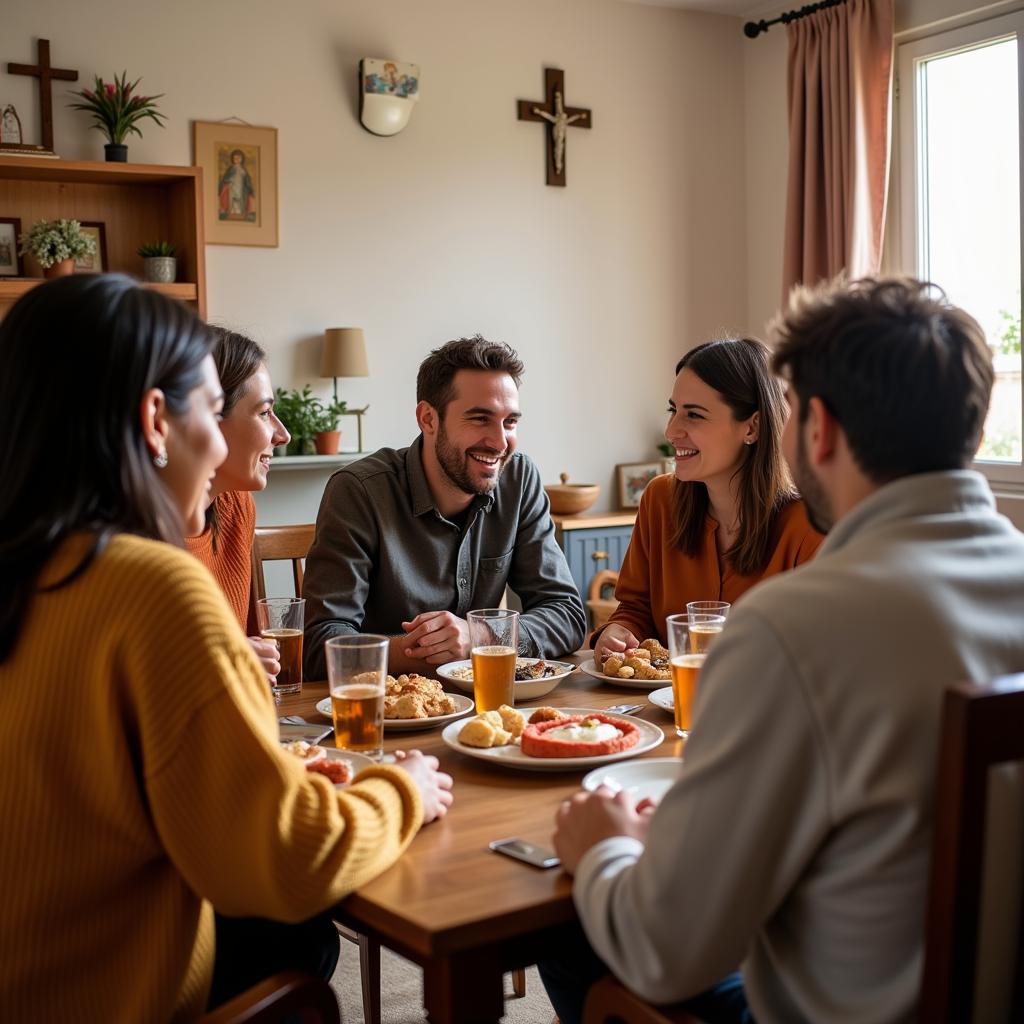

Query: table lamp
[320,327,369,451]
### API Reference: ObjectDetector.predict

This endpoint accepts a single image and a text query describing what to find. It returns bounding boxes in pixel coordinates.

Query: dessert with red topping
[305,758,353,785]
[520,713,640,758]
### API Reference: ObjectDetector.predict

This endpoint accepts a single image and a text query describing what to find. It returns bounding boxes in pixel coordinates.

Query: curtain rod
[744,0,849,38]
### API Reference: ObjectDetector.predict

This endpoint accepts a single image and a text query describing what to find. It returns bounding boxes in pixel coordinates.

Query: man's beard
[436,419,508,497]
[794,430,834,534]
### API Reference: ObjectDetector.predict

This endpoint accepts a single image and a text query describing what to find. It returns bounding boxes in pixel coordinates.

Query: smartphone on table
[489,837,561,869]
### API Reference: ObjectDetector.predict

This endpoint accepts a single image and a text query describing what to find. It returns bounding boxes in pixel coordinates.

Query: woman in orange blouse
[186,328,290,678]
[594,337,823,662]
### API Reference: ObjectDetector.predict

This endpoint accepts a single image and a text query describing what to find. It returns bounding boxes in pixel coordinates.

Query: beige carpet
[331,945,555,1023]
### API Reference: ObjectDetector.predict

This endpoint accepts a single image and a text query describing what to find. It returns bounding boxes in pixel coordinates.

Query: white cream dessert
[544,719,621,744]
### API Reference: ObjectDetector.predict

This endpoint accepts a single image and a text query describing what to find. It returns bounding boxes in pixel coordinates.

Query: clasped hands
[553,786,658,876]
[398,610,472,665]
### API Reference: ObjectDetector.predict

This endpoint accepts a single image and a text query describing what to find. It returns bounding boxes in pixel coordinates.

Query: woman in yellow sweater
[595,337,823,663]
[0,274,453,1020]
[186,327,289,680]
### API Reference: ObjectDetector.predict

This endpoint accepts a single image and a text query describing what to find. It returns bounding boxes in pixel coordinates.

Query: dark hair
[0,274,215,663]
[205,326,267,544]
[416,335,524,418]
[670,337,797,576]
[771,277,994,482]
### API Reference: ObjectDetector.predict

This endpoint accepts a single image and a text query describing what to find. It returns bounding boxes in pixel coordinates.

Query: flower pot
[272,444,289,458]
[143,256,176,283]
[104,143,128,162]
[43,258,76,279]
[314,430,341,455]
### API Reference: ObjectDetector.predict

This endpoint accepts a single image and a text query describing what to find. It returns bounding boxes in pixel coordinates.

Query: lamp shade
[320,327,369,378]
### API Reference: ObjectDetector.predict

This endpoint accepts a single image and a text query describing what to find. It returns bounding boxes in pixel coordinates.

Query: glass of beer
[467,609,518,711]
[666,614,706,739]
[687,613,726,654]
[256,597,305,701]
[325,634,388,760]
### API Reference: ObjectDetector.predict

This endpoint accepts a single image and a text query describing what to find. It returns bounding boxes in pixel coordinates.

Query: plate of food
[281,741,375,787]
[647,686,675,714]
[441,705,664,772]
[437,658,575,700]
[580,640,672,690]
[316,673,474,732]
[582,757,682,805]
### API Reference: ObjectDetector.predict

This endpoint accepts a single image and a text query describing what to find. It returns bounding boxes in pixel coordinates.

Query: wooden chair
[583,675,1024,1024]
[200,970,340,1023]
[250,524,528,1021]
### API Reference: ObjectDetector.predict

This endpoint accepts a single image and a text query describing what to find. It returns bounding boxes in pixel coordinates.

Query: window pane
[917,37,1021,463]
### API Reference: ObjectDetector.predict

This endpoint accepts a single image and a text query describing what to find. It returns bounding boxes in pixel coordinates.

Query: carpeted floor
[331,945,555,1023]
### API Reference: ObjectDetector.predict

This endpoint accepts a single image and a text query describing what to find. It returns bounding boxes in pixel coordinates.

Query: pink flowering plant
[68,71,166,145]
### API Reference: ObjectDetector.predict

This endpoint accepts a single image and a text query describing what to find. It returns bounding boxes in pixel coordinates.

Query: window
[897,11,1024,484]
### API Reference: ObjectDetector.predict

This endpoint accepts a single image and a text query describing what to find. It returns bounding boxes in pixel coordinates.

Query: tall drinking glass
[256,597,305,701]
[468,609,519,711]
[666,614,705,739]
[325,634,388,760]
[687,613,727,654]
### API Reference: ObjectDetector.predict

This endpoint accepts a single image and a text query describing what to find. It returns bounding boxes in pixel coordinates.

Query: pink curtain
[782,0,894,299]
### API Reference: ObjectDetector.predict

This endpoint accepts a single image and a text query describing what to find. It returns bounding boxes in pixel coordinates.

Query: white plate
[441,707,664,772]
[316,693,474,732]
[436,658,575,701]
[648,686,675,714]
[578,657,671,691]
[582,757,682,805]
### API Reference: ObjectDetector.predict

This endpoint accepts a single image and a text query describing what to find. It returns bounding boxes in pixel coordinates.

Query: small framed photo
[193,120,279,247]
[0,217,22,277]
[616,462,661,509]
[75,221,107,273]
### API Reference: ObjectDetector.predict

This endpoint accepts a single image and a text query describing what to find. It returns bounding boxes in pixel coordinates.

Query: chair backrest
[921,674,1024,1022]
[251,524,316,602]
[200,970,340,1023]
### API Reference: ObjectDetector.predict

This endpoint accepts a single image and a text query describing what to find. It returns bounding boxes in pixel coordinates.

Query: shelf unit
[0,156,206,318]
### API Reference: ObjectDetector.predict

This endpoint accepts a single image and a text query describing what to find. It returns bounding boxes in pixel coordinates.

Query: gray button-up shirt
[302,437,587,679]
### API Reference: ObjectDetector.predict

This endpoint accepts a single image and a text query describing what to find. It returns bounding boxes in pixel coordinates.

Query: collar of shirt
[406,435,496,524]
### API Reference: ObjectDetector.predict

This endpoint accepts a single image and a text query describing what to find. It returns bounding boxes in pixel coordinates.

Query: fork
[605,703,644,715]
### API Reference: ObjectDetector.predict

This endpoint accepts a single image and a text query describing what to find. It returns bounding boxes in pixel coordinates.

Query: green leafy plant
[137,240,176,258]
[310,397,348,433]
[273,386,321,454]
[18,218,96,269]
[656,441,674,457]
[68,71,166,145]
[994,307,1021,357]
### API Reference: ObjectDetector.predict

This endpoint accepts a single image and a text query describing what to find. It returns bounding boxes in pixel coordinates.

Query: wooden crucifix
[6,39,78,154]
[517,69,591,187]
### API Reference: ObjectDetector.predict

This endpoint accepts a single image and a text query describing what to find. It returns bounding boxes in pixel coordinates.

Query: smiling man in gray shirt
[302,335,586,680]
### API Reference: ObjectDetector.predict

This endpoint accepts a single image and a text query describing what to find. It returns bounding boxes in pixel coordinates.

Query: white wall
[4,0,748,520]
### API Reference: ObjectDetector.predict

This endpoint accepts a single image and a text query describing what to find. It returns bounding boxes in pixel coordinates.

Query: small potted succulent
[19,218,96,278]
[273,386,320,455]
[310,397,348,455]
[138,240,177,283]
[68,71,166,162]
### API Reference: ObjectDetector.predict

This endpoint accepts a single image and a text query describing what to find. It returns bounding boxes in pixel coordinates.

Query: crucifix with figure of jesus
[517,68,591,187]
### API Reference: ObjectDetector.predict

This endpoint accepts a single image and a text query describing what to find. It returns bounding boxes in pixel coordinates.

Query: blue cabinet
[553,513,636,628]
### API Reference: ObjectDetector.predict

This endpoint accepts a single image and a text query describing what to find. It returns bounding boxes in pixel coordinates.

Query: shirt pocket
[479,549,513,575]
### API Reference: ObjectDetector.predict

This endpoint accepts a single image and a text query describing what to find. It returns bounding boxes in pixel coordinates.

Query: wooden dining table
[278,654,684,1024]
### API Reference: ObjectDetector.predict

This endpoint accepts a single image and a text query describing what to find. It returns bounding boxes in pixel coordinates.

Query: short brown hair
[771,277,994,482]
[416,335,524,417]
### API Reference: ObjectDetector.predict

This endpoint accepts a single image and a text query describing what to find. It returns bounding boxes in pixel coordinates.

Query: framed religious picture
[0,217,22,277]
[616,461,661,509]
[193,120,278,247]
[75,221,107,273]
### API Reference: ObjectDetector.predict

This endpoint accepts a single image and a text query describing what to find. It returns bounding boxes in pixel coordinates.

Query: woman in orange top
[594,337,823,662]
[186,328,289,678]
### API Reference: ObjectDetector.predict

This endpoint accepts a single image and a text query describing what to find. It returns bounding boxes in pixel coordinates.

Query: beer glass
[467,609,519,711]
[666,614,706,739]
[325,634,388,760]
[686,602,729,655]
[256,597,305,700]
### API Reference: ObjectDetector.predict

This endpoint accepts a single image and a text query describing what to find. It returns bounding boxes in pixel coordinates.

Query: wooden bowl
[545,473,600,516]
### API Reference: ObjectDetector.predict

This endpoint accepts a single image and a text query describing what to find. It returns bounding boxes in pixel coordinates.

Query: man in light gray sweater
[541,277,1024,1023]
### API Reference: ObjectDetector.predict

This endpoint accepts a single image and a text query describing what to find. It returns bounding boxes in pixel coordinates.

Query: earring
[744,439,755,446]
[153,447,169,469]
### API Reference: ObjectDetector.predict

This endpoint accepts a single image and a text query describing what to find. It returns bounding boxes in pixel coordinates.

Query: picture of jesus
[217,145,258,222]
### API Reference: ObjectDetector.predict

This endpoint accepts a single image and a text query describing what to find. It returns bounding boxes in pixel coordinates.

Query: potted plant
[138,241,177,283]
[657,441,675,476]
[310,397,348,455]
[273,386,320,455]
[68,71,166,162]
[18,219,96,278]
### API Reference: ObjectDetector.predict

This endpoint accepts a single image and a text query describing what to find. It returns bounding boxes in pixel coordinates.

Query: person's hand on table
[400,611,471,665]
[594,624,640,664]
[553,785,651,876]
[391,750,454,824]
[247,636,281,681]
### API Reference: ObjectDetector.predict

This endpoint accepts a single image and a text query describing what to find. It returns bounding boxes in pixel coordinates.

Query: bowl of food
[544,472,600,516]
[437,657,575,700]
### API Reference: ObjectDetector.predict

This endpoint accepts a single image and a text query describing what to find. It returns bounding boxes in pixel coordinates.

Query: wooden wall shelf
[0,156,206,319]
